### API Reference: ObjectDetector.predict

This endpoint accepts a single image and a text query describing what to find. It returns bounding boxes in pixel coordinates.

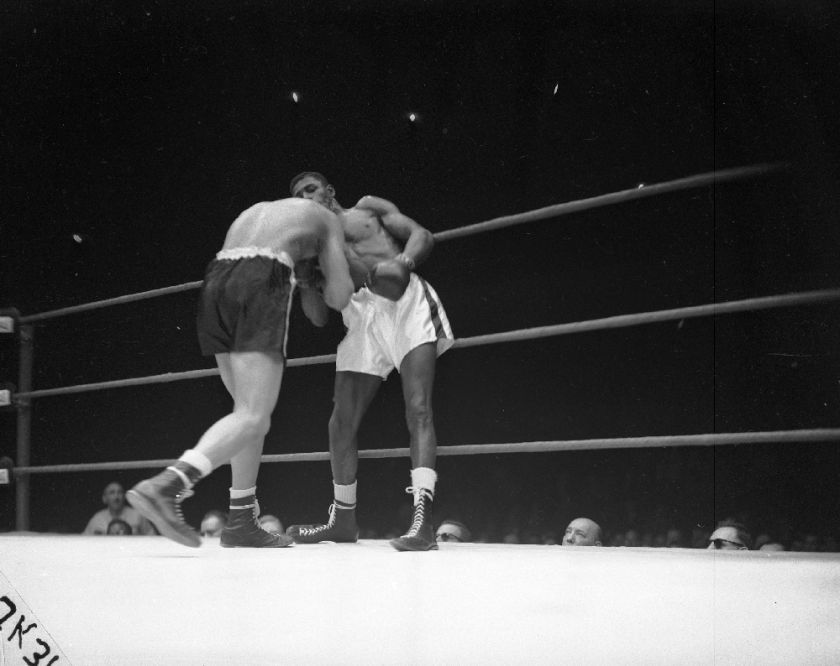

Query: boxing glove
[294,258,324,291]
[367,258,411,301]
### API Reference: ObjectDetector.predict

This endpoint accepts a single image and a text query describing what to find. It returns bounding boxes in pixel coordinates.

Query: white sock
[334,481,357,509]
[229,486,257,499]
[411,467,437,499]
[179,449,213,477]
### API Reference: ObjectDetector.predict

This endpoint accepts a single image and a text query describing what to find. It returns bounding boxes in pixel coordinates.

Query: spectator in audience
[666,528,687,548]
[753,533,772,550]
[503,529,521,544]
[258,514,284,535]
[562,517,603,547]
[106,518,132,535]
[802,533,821,552]
[435,519,471,543]
[200,510,228,537]
[759,542,785,552]
[707,520,752,550]
[83,481,155,535]
[624,529,640,547]
[608,532,625,547]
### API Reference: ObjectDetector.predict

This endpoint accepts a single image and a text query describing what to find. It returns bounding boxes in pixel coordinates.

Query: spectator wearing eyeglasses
[561,517,603,547]
[435,520,471,543]
[707,521,752,550]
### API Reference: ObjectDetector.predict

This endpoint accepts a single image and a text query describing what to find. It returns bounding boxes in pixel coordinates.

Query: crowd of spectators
[74,478,839,552]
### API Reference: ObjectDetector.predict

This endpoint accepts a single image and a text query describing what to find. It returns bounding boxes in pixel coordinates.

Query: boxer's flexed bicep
[355,195,434,266]
[356,195,417,241]
[317,214,354,311]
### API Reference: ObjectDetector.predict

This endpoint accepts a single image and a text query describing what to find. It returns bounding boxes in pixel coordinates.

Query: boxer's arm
[355,195,434,268]
[295,259,329,327]
[318,215,354,311]
[300,286,329,327]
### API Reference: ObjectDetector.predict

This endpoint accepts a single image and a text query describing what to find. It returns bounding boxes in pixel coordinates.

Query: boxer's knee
[404,396,434,435]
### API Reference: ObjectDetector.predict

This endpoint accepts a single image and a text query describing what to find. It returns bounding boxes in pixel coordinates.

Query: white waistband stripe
[216,247,293,269]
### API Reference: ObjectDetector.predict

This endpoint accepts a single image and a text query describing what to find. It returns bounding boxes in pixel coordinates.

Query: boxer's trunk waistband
[216,247,294,269]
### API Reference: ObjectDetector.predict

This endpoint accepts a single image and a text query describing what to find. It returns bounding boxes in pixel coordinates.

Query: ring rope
[13,428,840,475]
[432,162,785,242]
[15,288,840,401]
[19,281,204,325]
[18,162,785,324]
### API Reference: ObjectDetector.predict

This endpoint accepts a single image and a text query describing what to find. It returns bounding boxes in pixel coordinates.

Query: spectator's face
[292,176,334,208]
[200,516,224,537]
[562,518,601,546]
[102,483,125,512]
[435,523,467,543]
[707,526,748,550]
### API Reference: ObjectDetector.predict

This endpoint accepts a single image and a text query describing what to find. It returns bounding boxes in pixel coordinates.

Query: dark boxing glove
[367,258,411,301]
[294,258,324,291]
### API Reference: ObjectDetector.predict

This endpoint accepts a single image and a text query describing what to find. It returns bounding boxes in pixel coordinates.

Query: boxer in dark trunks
[128,198,353,548]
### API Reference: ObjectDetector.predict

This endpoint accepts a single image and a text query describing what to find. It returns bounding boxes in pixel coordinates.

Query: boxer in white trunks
[285,172,454,551]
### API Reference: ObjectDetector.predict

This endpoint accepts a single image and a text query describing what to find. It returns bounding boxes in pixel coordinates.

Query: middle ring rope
[15,287,840,401]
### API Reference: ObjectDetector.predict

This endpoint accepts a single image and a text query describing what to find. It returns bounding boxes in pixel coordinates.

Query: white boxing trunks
[336,273,454,378]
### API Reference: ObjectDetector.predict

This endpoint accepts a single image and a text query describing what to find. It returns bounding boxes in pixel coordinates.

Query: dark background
[1,0,839,544]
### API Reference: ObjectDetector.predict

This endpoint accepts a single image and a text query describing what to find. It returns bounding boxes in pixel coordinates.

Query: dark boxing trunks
[196,249,294,357]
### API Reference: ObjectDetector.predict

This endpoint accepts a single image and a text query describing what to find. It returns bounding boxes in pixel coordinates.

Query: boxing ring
[2,162,840,664]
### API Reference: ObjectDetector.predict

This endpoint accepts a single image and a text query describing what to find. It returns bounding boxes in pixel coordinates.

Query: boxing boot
[286,502,359,543]
[390,487,438,552]
[127,462,202,548]
[220,495,294,548]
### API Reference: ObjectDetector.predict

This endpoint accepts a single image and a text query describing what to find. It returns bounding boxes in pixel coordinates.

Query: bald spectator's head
[562,517,603,546]
[259,514,284,534]
[200,510,227,537]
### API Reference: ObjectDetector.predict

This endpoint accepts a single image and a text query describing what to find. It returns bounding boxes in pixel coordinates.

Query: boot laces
[404,486,432,537]
[299,503,337,537]
[173,483,194,522]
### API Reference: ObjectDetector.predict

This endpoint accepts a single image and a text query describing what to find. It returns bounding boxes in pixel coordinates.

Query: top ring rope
[432,162,784,241]
[19,162,785,324]
[14,287,840,400]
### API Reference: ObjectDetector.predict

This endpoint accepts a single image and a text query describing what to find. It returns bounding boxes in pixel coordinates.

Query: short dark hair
[106,518,133,535]
[289,171,329,196]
